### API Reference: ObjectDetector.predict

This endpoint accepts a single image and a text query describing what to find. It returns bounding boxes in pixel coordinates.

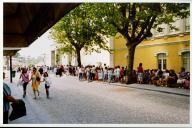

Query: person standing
[38,66,44,76]
[78,66,83,81]
[86,66,91,82]
[103,67,108,82]
[137,63,144,84]
[20,68,30,98]
[91,65,96,81]
[120,67,125,83]
[42,72,51,99]
[115,66,120,82]
[3,72,18,124]
[30,67,41,99]
[177,67,188,88]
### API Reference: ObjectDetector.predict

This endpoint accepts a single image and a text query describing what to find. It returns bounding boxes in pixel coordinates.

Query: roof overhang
[3,3,80,56]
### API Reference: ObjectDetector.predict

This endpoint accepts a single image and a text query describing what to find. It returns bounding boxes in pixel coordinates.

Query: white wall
[81,50,110,66]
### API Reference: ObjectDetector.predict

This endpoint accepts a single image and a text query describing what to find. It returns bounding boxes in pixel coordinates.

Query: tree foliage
[89,3,189,83]
[50,4,111,66]
[50,3,189,81]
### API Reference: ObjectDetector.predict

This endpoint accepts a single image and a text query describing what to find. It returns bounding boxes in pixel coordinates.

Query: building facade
[51,48,110,67]
[112,17,190,73]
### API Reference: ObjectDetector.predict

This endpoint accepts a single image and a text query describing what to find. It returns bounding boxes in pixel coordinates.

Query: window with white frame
[157,53,167,70]
[185,17,190,32]
[182,51,190,72]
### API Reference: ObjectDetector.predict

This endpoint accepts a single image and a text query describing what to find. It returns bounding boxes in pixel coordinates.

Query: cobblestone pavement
[5,73,189,124]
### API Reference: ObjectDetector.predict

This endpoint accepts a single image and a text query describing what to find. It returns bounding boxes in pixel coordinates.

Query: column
[109,37,114,67]
[9,56,12,83]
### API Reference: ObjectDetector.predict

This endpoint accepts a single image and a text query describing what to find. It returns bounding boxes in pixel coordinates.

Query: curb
[109,83,190,97]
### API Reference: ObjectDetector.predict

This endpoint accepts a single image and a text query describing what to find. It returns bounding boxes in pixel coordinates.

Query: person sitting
[131,70,137,83]
[143,69,150,84]
[150,69,158,85]
[177,67,188,88]
[3,72,18,124]
[183,72,190,89]
[156,69,164,86]
[162,69,170,86]
[167,69,178,87]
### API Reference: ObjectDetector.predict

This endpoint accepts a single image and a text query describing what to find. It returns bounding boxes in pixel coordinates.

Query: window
[182,51,190,72]
[185,17,190,32]
[157,53,167,70]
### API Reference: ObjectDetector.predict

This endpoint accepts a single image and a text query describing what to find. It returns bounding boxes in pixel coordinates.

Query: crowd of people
[3,65,52,124]
[51,63,190,89]
[3,63,190,124]
[17,65,52,99]
[9,63,190,104]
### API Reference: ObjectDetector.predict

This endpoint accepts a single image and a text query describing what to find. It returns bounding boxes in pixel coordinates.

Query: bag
[9,99,26,121]
[36,76,40,81]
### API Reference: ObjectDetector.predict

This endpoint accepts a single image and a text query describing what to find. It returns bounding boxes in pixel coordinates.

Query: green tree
[91,3,189,83]
[13,52,21,58]
[50,4,111,67]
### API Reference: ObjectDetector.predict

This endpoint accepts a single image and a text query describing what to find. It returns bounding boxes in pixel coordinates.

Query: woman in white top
[115,66,120,82]
[42,72,51,99]
[103,67,108,82]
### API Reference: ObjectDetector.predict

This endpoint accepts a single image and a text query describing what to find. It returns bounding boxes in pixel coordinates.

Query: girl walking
[42,72,51,99]
[20,68,29,98]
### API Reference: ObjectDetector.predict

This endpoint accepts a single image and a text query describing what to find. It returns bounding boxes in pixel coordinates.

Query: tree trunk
[126,44,136,84]
[76,49,81,67]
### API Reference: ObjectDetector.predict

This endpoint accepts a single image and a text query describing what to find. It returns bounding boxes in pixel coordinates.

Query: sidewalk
[109,82,190,97]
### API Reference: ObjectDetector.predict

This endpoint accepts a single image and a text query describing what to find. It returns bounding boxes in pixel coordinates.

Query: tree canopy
[50,4,111,66]
[50,3,189,82]
[88,3,190,83]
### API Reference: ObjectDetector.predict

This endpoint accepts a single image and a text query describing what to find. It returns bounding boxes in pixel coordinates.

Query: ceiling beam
[3,3,81,56]
[4,34,28,47]
[3,50,19,56]
[26,3,81,45]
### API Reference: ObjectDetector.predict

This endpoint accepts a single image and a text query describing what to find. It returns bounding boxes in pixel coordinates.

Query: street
[6,73,189,124]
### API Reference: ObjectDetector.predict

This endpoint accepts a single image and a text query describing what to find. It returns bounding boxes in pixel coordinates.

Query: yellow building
[112,18,190,73]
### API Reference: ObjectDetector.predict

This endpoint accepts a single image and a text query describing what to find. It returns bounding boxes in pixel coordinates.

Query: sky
[18,30,55,58]
[18,29,110,66]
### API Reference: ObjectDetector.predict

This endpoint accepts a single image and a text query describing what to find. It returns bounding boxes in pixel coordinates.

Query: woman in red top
[120,67,125,83]
[137,63,144,84]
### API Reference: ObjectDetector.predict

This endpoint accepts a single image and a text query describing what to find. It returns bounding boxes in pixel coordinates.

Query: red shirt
[137,66,143,73]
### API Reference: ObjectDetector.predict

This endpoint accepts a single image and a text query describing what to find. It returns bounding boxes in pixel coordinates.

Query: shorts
[137,73,143,81]
[45,84,50,89]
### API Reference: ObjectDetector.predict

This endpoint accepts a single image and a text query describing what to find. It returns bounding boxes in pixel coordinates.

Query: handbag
[36,76,40,81]
[9,99,26,121]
